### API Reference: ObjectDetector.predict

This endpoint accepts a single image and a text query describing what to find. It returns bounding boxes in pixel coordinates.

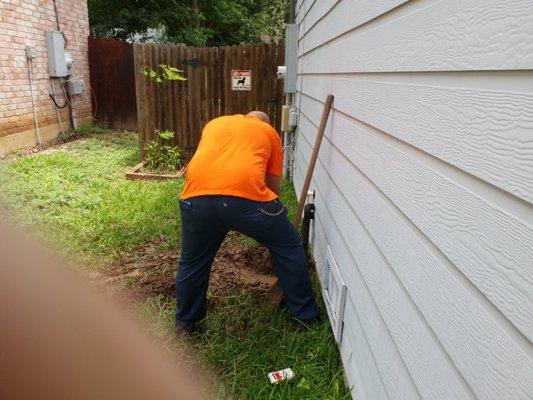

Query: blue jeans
[175,195,319,326]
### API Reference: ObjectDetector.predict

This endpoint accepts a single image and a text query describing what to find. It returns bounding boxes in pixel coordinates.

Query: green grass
[0,132,182,265]
[139,293,350,400]
[75,122,109,135]
[0,132,350,399]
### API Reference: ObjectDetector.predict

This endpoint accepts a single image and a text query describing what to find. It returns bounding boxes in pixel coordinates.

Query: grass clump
[75,122,109,135]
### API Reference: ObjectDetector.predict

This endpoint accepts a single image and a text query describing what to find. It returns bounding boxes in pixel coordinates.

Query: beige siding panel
[294,139,474,400]
[296,111,533,400]
[299,74,533,203]
[309,220,376,400]
[314,207,422,400]
[296,0,315,25]
[295,2,533,399]
[297,0,339,39]
[337,333,365,400]
[296,0,307,15]
[300,0,533,72]
[295,166,400,400]
[299,93,533,342]
[302,173,421,400]
[299,0,409,53]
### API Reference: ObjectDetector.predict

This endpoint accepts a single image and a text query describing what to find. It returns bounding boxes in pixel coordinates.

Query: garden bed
[126,161,186,181]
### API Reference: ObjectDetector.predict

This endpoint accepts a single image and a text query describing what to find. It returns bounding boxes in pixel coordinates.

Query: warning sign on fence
[231,70,252,91]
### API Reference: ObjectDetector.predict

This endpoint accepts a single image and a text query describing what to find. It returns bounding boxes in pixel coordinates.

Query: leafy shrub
[144,130,185,172]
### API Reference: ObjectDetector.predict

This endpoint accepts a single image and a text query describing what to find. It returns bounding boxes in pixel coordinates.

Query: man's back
[175,112,319,333]
[181,114,283,202]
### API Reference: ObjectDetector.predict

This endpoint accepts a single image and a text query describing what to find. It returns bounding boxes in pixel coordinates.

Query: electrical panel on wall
[45,31,69,77]
[322,245,347,343]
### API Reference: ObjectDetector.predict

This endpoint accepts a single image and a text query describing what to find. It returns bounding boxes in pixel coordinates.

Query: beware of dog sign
[231,70,251,91]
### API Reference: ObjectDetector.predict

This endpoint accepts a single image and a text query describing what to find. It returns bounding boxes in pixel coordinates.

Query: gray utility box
[67,79,85,95]
[45,31,68,77]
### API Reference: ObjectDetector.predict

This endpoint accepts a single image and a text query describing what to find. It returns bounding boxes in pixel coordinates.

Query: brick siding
[0,0,92,140]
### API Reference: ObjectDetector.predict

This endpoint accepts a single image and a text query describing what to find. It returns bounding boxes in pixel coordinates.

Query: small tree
[142,64,187,88]
[142,63,187,131]
[141,64,187,170]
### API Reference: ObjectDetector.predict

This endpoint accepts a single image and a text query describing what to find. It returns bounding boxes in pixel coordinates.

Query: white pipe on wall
[27,58,42,146]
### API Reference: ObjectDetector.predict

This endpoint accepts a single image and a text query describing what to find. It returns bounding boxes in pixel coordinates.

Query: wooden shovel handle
[293,94,334,228]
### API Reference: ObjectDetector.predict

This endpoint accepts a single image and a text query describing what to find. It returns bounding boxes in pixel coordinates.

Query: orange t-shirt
[181,114,283,202]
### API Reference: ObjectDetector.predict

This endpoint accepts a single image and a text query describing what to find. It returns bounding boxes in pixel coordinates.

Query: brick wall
[0,0,92,152]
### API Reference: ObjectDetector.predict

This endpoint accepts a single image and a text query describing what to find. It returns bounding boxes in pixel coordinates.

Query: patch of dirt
[96,233,278,305]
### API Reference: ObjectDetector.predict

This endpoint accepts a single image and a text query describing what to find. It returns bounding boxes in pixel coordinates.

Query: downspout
[290,0,296,23]
[283,0,298,179]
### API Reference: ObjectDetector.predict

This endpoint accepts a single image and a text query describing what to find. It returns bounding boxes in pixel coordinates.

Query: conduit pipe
[50,79,66,137]
[27,58,42,146]
[282,0,298,179]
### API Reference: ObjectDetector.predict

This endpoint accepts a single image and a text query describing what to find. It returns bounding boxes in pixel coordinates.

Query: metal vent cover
[322,245,347,343]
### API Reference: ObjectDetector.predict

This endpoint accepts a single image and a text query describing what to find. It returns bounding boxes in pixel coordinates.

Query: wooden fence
[88,38,137,131]
[133,42,285,154]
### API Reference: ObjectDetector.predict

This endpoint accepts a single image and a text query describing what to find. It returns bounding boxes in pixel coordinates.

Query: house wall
[0,0,92,156]
[293,1,533,399]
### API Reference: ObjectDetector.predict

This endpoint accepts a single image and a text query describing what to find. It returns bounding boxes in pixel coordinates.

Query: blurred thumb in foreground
[0,222,203,400]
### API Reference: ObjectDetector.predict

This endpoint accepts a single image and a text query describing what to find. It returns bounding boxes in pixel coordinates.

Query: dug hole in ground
[94,232,282,308]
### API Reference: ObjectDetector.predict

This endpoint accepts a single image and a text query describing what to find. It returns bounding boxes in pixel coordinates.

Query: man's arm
[265,173,281,196]
[265,126,283,197]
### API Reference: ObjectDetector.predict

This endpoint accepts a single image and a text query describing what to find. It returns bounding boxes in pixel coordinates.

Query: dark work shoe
[174,323,200,338]
[291,314,322,332]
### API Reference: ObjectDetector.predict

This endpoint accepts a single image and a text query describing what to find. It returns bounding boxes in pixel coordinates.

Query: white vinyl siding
[294,1,533,399]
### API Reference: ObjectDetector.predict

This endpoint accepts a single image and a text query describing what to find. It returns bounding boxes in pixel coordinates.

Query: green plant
[142,64,187,90]
[141,64,187,151]
[144,130,185,172]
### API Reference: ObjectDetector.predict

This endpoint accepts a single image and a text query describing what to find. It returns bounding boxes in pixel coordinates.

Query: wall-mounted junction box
[45,31,68,77]
[289,108,298,128]
[277,65,286,80]
[67,79,85,95]
[281,105,299,131]
[281,105,291,131]
[25,45,37,60]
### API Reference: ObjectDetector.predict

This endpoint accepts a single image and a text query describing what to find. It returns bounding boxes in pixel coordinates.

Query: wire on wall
[49,79,68,109]
[52,0,68,47]
[52,0,60,31]
[50,79,66,137]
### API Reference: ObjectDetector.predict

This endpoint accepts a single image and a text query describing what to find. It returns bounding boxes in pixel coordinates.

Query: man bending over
[175,111,319,335]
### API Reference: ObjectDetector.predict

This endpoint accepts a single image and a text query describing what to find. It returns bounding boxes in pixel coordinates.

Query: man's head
[246,111,270,124]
